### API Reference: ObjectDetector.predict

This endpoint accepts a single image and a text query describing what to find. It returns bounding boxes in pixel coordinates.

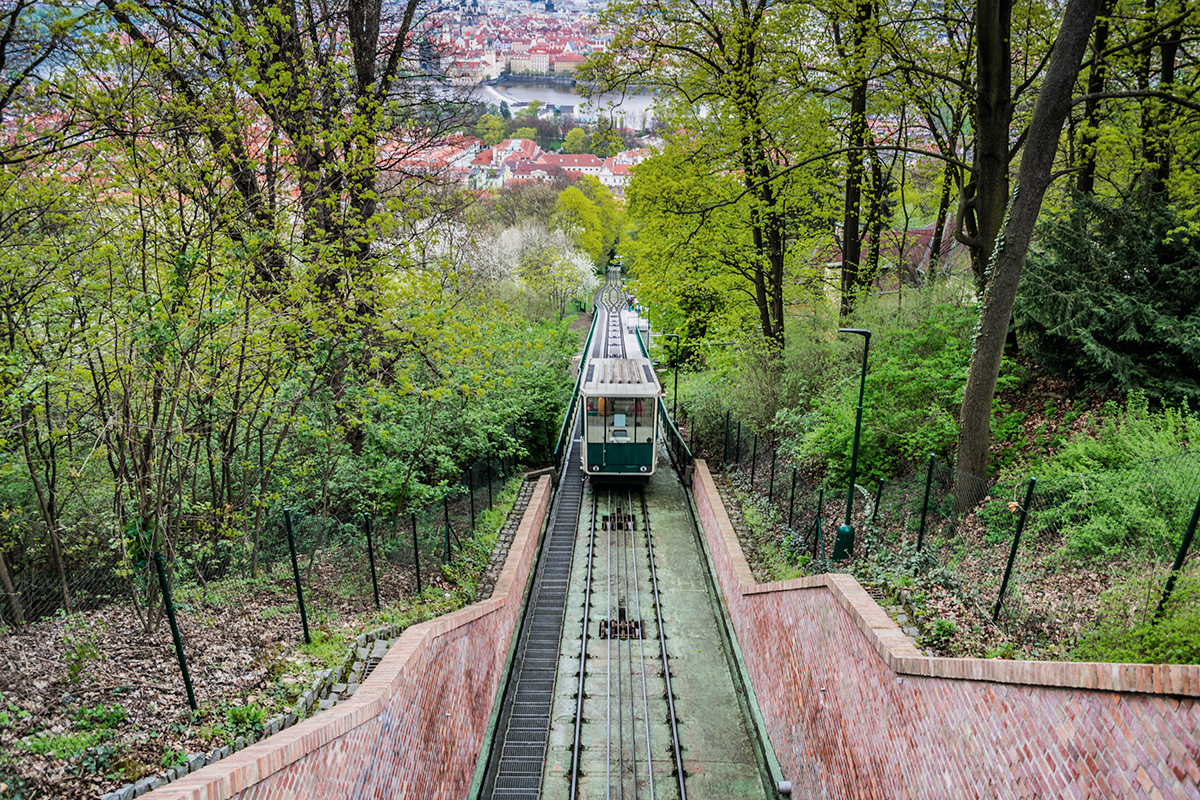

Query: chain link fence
[0,451,523,635]
[680,409,1200,659]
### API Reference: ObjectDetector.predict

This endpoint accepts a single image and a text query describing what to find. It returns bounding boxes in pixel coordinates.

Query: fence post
[152,553,197,710]
[750,433,758,488]
[1155,492,1200,618]
[916,454,936,552]
[811,488,824,559]
[871,478,885,527]
[468,468,476,532]
[364,513,380,610]
[993,478,1037,622]
[724,411,731,463]
[283,510,311,644]
[768,449,777,503]
[443,496,452,565]
[411,511,422,596]
[788,468,798,528]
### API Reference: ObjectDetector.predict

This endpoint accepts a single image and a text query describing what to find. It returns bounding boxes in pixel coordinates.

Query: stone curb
[98,627,408,800]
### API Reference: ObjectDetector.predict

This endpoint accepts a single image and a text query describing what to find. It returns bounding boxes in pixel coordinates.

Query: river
[473,82,659,127]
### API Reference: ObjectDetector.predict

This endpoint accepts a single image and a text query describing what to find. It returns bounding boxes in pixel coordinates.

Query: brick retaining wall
[144,475,552,800]
[692,460,1200,800]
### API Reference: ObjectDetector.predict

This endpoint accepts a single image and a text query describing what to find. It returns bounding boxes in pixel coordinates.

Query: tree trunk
[1076,0,1114,193]
[839,0,872,318]
[963,0,1014,293]
[928,162,956,278]
[1152,14,1183,192]
[956,0,1100,502]
[0,549,24,625]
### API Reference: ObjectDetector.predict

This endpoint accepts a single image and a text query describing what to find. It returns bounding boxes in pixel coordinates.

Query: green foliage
[511,127,537,141]
[1010,394,1200,561]
[20,730,111,759]
[925,618,958,649]
[1016,190,1200,402]
[299,625,344,670]
[1073,567,1200,664]
[1037,394,1199,474]
[562,128,587,154]
[516,99,542,119]
[624,139,835,349]
[224,703,267,739]
[475,114,506,146]
[772,287,983,481]
[70,705,127,732]
[60,613,105,685]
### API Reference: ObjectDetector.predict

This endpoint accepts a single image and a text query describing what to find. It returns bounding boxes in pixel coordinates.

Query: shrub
[774,286,987,481]
[1015,189,1200,403]
[1027,395,1200,561]
[1072,566,1200,664]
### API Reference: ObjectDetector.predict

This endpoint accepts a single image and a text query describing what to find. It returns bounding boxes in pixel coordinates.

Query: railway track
[570,486,686,800]
[481,273,766,800]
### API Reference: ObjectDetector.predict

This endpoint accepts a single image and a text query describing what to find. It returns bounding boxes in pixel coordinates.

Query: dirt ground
[0,555,453,800]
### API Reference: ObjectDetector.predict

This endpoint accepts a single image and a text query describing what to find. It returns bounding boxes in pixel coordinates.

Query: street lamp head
[838,327,871,341]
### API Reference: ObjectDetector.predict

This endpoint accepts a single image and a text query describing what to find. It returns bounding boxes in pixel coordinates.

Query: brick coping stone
[139,475,553,800]
[693,459,1200,699]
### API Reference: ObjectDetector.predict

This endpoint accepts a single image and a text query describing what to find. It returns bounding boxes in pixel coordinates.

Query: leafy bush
[1026,395,1200,561]
[225,703,267,739]
[1015,189,1200,402]
[774,287,986,481]
[20,730,110,759]
[1073,567,1200,664]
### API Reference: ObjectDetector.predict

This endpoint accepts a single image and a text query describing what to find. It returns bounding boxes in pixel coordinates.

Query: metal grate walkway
[483,434,585,800]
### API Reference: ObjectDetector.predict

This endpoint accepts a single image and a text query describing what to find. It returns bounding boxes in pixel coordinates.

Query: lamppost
[663,333,680,419]
[832,328,871,561]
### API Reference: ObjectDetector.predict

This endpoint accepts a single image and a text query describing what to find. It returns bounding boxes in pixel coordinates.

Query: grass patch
[20,730,111,759]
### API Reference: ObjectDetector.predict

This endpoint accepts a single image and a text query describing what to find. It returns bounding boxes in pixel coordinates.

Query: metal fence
[0,450,523,634]
[680,409,1200,656]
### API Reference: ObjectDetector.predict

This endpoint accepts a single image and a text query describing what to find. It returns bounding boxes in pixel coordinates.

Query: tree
[486,220,598,317]
[500,100,511,119]
[585,0,836,349]
[590,117,625,158]
[955,0,1099,491]
[0,1,91,164]
[1015,190,1200,401]
[95,0,474,301]
[517,247,596,319]
[477,114,506,146]
[625,147,832,342]
[518,99,543,118]
[575,176,623,263]
[563,127,587,153]
[551,186,605,264]
[512,126,538,141]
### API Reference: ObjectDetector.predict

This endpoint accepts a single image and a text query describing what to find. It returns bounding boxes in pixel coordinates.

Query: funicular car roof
[581,357,663,399]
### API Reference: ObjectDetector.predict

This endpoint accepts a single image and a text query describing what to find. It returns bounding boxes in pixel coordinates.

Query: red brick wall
[145,476,552,800]
[692,460,1200,800]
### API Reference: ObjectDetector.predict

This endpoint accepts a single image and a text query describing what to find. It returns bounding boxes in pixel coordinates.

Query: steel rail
[641,489,687,800]
[606,488,614,800]
[630,487,656,800]
[569,490,599,800]
[620,497,634,800]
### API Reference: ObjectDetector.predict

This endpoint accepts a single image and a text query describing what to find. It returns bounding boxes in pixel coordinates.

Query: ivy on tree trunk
[955,0,1100,501]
